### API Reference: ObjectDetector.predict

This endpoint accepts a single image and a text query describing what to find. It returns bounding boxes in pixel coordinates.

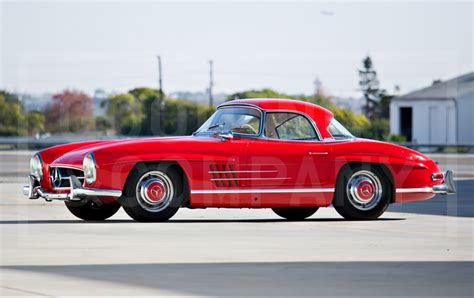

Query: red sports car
[23,98,455,221]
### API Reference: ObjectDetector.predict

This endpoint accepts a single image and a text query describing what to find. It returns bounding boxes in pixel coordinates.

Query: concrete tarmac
[1,183,473,296]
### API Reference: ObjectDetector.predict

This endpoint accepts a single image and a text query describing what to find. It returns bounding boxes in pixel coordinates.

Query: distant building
[390,72,474,144]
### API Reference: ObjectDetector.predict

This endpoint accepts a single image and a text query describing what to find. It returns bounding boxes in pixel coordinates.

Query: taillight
[432,172,444,181]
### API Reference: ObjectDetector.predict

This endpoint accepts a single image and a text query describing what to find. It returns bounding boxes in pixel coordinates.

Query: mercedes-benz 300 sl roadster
[23,98,456,221]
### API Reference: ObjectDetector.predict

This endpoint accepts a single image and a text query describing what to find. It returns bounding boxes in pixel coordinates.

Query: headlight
[83,152,96,185]
[29,154,43,181]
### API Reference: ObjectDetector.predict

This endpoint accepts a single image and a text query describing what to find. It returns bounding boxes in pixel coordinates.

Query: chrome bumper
[23,175,122,202]
[432,170,456,195]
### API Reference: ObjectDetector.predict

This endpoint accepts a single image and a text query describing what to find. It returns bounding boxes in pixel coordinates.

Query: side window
[264,112,317,140]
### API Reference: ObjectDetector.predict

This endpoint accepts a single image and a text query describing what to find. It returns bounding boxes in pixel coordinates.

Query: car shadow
[0,217,404,225]
[167,217,405,223]
[0,219,135,224]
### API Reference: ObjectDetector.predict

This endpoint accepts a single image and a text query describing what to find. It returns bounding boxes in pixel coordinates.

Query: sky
[1,0,473,98]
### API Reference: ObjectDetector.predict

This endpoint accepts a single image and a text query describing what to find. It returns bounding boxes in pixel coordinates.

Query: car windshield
[195,107,261,135]
[327,119,354,139]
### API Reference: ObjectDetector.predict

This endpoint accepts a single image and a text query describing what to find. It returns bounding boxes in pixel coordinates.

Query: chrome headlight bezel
[29,153,43,181]
[83,152,97,185]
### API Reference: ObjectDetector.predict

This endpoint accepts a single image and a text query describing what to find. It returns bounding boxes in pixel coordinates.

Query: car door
[188,106,260,207]
[245,111,333,189]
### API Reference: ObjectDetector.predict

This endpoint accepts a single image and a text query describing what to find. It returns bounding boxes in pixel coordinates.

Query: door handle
[309,151,328,155]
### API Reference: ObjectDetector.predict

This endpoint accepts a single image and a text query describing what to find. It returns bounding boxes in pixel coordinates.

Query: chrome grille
[50,167,84,188]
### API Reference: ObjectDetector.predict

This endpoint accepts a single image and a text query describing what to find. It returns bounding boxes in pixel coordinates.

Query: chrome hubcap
[136,171,174,212]
[346,170,382,211]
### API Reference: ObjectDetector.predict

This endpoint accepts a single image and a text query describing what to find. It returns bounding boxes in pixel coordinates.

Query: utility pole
[157,55,164,136]
[208,60,214,107]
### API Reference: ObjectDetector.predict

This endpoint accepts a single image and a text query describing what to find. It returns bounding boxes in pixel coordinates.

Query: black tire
[272,207,319,220]
[333,164,391,220]
[120,163,186,222]
[65,200,120,221]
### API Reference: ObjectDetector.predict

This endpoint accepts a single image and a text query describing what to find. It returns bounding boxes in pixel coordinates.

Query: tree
[27,111,45,136]
[301,94,334,110]
[95,116,111,134]
[375,92,392,120]
[226,88,289,101]
[332,106,370,137]
[45,90,94,133]
[102,93,143,135]
[102,88,217,136]
[0,91,27,136]
[359,56,383,120]
[359,118,390,140]
[163,99,215,135]
[129,87,161,136]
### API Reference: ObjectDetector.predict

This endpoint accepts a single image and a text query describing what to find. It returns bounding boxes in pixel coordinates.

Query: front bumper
[23,175,122,202]
[432,170,456,194]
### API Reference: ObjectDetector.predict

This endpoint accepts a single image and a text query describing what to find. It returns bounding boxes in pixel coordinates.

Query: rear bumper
[23,175,122,202]
[395,170,456,197]
[432,170,456,194]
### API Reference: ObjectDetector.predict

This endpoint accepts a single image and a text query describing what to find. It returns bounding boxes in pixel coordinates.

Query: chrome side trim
[322,138,355,143]
[209,170,277,174]
[396,187,433,193]
[210,177,291,181]
[191,188,335,194]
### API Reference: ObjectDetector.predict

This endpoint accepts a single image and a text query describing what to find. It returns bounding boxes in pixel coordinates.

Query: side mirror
[213,130,233,141]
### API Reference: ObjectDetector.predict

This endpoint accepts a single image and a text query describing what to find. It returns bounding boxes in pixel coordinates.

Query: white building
[390,72,474,145]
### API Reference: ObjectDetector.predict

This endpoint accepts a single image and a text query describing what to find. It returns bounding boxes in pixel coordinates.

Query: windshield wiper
[192,122,226,136]
[207,122,226,130]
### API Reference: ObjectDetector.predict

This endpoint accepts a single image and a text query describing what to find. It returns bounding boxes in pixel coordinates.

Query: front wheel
[333,164,391,220]
[121,163,186,222]
[65,200,121,221]
[272,207,319,220]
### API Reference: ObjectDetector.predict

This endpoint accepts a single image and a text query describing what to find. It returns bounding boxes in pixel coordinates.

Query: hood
[48,136,201,168]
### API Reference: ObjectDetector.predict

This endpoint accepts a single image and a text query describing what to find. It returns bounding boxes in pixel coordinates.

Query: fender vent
[209,164,240,187]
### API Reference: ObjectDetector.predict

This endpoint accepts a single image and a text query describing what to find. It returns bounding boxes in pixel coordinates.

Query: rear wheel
[333,164,391,220]
[272,207,319,220]
[121,163,186,222]
[65,200,120,221]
